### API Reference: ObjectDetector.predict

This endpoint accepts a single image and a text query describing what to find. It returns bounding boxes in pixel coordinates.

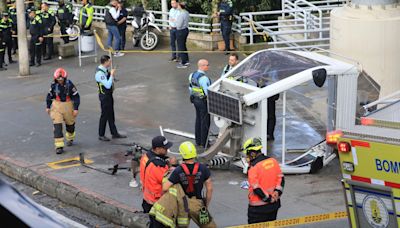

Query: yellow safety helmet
[242,137,263,155]
[179,141,197,160]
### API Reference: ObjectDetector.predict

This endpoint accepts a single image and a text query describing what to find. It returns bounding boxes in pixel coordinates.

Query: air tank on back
[330,0,400,97]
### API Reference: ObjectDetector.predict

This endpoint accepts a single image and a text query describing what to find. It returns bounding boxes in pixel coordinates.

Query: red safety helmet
[53,68,68,79]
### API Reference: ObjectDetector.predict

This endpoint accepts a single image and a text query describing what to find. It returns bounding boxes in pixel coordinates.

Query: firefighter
[79,0,94,31]
[217,0,233,55]
[8,3,17,54]
[0,26,5,71]
[57,0,73,44]
[0,12,15,64]
[27,8,44,67]
[140,135,174,227]
[163,141,216,227]
[41,3,56,60]
[46,68,80,154]
[242,137,284,224]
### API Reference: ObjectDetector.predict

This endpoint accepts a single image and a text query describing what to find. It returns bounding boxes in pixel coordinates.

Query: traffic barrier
[228,211,348,228]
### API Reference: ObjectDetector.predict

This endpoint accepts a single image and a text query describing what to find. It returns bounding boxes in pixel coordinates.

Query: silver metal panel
[208,90,242,125]
[336,73,359,129]
[368,101,400,123]
[352,0,397,5]
[342,126,400,144]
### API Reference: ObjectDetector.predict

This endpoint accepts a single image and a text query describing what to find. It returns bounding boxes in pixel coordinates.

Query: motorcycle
[131,12,161,51]
[66,7,81,41]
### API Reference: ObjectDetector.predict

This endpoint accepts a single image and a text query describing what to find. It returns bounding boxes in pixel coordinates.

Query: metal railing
[46,0,346,51]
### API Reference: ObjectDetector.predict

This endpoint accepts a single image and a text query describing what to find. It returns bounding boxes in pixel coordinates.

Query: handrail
[45,0,345,50]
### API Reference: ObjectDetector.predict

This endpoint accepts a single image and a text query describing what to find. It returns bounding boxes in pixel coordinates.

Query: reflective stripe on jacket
[79,3,94,27]
[149,184,190,227]
[189,71,206,98]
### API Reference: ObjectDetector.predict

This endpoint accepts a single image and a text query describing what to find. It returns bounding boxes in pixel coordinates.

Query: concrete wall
[91,22,247,51]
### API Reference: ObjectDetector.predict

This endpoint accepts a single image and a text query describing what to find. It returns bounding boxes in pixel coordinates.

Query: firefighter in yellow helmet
[162,141,217,227]
[243,137,284,224]
[46,68,80,154]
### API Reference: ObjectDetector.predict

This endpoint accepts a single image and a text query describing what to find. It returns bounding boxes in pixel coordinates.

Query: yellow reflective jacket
[149,184,190,228]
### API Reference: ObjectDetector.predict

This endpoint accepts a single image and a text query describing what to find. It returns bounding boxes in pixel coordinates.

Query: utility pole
[161,0,168,28]
[0,0,6,13]
[16,0,30,75]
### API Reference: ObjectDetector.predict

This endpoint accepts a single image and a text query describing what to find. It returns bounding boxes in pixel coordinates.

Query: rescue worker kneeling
[46,68,80,154]
[242,137,284,224]
[155,141,216,227]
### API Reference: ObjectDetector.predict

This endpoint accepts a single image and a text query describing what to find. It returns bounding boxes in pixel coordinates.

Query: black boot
[56,147,64,154]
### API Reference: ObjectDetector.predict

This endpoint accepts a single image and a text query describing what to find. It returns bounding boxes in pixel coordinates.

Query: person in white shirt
[168,0,179,62]
[105,0,124,57]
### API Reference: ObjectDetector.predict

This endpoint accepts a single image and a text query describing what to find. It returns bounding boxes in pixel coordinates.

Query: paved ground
[0,172,116,227]
[0,43,347,227]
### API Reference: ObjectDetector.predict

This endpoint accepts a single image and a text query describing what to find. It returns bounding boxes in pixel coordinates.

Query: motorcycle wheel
[69,25,80,41]
[139,31,158,51]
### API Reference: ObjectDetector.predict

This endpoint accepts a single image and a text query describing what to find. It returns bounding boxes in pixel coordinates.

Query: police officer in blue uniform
[95,55,127,141]
[189,59,212,148]
[27,8,44,66]
[217,0,233,55]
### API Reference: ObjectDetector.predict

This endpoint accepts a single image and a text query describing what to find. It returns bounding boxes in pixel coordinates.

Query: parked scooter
[131,11,161,51]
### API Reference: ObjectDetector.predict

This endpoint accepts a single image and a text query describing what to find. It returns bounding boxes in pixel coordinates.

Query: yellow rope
[93,31,252,54]
[249,20,269,42]
[12,33,80,38]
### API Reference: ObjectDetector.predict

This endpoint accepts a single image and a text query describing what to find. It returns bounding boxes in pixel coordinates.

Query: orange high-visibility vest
[248,157,283,206]
[141,152,169,204]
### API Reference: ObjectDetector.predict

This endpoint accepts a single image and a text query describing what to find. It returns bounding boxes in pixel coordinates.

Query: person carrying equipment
[162,141,216,227]
[46,68,80,154]
[242,137,284,224]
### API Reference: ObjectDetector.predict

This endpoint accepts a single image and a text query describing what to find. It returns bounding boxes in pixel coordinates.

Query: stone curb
[0,155,149,228]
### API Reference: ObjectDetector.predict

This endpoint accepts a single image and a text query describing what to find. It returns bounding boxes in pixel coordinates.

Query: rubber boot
[56,147,64,154]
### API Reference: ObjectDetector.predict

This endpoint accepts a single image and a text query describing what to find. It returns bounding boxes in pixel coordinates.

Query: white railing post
[249,14,254,44]
[202,17,206,34]
[303,10,307,39]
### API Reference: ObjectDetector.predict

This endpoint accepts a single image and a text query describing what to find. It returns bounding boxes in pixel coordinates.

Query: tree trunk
[0,0,7,13]
[16,0,30,76]
[211,0,220,30]
[142,0,148,10]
